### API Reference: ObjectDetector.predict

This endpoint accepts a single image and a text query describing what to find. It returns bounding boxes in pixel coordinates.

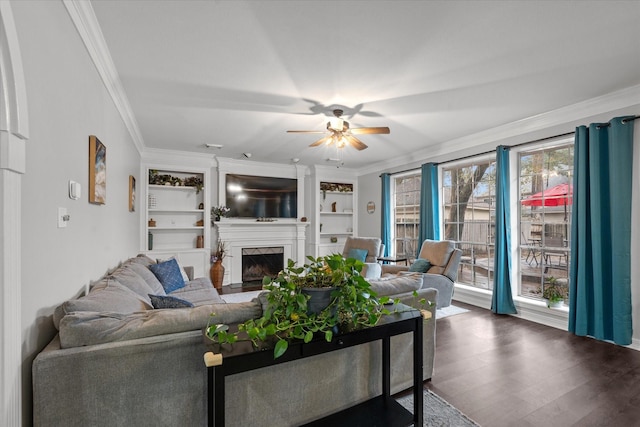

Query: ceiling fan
[287,109,390,151]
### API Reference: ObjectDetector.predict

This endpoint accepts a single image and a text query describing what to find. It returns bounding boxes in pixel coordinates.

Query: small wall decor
[128,175,136,212]
[367,201,376,214]
[88,135,106,205]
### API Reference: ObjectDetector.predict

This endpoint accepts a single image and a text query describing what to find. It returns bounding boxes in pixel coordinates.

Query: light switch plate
[58,207,68,228]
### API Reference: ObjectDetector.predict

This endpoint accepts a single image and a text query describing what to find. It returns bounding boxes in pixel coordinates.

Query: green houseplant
[206,254,426,358]
[542,276,568,308]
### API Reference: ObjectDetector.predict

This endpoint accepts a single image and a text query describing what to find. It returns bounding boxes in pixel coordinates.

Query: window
[518,141,573,302]
[392,172,421,261]
[442,159,497,290]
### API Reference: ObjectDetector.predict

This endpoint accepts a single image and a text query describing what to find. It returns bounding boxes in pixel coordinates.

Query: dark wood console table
[203,304,424,426]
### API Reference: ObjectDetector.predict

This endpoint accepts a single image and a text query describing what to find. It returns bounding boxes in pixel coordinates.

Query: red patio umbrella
[521,183,572,220]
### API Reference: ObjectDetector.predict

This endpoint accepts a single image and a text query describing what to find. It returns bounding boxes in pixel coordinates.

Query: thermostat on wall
[69,181,81,200]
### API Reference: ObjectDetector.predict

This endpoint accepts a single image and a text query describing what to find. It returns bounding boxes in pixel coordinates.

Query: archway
[0,2,29,426]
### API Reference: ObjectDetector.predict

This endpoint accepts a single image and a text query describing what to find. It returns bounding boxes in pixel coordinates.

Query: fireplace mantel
[215,219,310,285]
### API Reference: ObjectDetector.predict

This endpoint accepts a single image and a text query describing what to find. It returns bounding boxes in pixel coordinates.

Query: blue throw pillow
[149,258,186,293]
[347,248,368,262]
[149,294,194,309]
[409,258,432,273]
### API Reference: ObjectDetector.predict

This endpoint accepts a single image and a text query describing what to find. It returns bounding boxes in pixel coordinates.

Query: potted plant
[183,176,204,194]
[211,205,231,223]
[206,254,427,358]
[542,276,568,308]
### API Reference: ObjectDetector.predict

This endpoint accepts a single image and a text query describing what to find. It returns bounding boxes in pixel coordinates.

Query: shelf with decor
[145,168,209,253]
[315,179,356,255]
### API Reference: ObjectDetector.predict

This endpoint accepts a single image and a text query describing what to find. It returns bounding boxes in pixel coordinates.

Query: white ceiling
[89,0,640,169]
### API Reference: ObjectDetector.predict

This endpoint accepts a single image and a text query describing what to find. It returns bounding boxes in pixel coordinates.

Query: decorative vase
[301,287,335,315]
[210,260,224,289]
[215,215,221,222]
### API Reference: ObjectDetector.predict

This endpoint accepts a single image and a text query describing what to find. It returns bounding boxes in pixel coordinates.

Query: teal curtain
[381,173,391,257]
[418,163,440,255]
[569,116,634,345]
[491,146,517,314]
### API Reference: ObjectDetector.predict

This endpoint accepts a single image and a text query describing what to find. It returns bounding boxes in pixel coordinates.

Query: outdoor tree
[444,163,491,241]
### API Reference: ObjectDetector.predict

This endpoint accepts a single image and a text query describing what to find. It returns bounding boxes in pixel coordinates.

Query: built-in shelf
[320,212,353,216]
[314,179,356,257]
[145,168,208,252]
[149,184,200,191]
[149,226,205,231]
[149,209,204,213]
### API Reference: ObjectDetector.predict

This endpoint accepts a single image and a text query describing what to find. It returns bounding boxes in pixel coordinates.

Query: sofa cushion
[408,258,432,273]
[149,294,194,309]
[347,248,368,263]
[122,262,166,296]
[168,278,224,306]
[418,240,455,268]
[149,258,186,293]
[62,278,151,315]
[108,266,157,305]
[342,237,381,263]
[368,273,423,297]
[127,254,157,267]
[58,301,262,348]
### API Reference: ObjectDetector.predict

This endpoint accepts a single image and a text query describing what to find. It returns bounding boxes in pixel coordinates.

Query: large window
[442,158,496,290]
[392,172,421,261]
[518,141,573,302]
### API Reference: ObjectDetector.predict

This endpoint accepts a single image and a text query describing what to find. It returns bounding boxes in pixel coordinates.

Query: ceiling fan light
[329,117,343,131]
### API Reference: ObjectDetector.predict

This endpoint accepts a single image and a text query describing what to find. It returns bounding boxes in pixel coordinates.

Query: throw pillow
[156,256,190,282]
[409,258,432,273]
[149,258,186,293]
[148,294,194,309]
[347,248,368,263]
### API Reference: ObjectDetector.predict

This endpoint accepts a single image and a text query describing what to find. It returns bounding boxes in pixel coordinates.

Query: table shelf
[205,304,423,426]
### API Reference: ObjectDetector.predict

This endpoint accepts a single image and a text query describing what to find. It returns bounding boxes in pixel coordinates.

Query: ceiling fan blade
[345,135,368,151]
[287,130,326,134]
[309,135,333,147]
[350,127,390,135]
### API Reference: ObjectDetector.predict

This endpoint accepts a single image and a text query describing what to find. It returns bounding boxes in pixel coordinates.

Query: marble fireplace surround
[215,219,309,285]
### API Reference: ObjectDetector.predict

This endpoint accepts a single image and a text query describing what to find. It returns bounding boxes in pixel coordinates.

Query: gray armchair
[341,236,384,279]
[380,239,462,308]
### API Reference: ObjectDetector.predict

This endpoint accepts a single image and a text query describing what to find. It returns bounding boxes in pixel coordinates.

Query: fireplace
[215,220,309,285]
[242,246,284,284]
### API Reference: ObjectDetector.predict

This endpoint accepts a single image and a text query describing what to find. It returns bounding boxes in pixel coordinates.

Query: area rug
[396,389,480,427]
[436,304,469,319]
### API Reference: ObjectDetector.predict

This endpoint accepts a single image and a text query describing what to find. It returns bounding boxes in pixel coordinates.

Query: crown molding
[63,0,145,154]
[357,84,640,176]
[141,147,217,168]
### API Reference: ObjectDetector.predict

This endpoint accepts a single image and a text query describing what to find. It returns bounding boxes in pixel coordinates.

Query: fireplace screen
[242,247,284,284]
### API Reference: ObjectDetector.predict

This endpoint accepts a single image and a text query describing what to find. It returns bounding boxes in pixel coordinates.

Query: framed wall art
[366,201,376,214]
[129,175,136,212]
[88,135,106,205]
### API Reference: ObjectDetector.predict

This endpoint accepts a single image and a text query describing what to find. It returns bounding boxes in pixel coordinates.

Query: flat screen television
[225,174,297,218]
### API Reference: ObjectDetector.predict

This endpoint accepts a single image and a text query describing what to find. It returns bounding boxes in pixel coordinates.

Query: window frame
[513,136,574,303]
[390,170,421,261]
[440,153,497,290]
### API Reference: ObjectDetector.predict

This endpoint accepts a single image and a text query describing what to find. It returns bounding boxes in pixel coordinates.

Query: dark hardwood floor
[424,302,640,427]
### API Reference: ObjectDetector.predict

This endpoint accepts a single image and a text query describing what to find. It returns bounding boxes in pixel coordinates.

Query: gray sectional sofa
[33,254,438,426]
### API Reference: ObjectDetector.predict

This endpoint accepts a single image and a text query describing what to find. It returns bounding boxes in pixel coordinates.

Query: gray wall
[357,172,382,238]
[13,2,140,424]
